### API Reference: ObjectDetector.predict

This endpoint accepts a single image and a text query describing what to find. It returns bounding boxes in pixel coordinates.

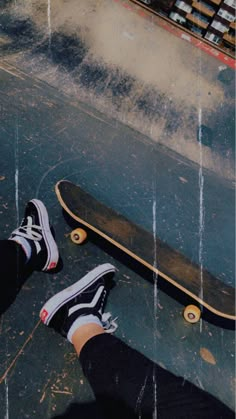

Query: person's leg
[40,265,234,419]
[0,199,59,314]
[79,333,234,419]
[0,240,27,313]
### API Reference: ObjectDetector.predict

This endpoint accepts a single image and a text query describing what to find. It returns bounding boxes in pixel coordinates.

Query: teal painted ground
[0,1,235,181]
[0,64,235,418]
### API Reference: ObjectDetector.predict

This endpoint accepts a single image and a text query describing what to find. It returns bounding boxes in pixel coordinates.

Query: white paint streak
[47,0,52,50]
[135,374,148,415]
[122,31,134,41]
[15,120,19,225]
[152,188,158,419]
[152,198,157,271]
[198,92,205,334]
[4,378,9,419]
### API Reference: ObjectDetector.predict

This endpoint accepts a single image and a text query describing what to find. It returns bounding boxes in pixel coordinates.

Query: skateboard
[55,180,236,324]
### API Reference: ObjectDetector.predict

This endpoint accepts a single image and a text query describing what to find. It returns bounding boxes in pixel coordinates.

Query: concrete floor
[0,0,235,179]
[0,1,235,418]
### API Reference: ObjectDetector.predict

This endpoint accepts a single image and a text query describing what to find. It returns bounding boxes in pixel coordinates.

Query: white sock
[9,236,32,262]
[67,315,102,343]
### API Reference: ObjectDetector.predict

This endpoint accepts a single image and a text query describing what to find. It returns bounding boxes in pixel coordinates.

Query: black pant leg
[0,240,27,314]
[80,334,234,419]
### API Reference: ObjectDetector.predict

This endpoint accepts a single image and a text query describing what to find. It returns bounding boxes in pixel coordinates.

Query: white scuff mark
[0,320,41,385]
[218,65,227,72]
[15,119,19,225]
[36,150,108,198]
[152,365,158,419]
[47,0,52,50]
[35,156,86,197]
[198,103,204,334]
[181,33,191,42]
[152,195,158,326]
[0,65,25,80]
[4,378,9,419]
[122,31,134,41]
[179,176,188,184]
[152,197,158,279]
[196,46,205,333]
[135,374,148,415]
[195,375,204,390]
[152,184,158,419]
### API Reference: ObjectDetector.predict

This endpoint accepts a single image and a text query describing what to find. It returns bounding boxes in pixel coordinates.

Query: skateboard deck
[55,180,236,322]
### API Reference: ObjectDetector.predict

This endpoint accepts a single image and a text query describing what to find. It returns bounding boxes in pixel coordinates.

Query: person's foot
[40,263,118,342]
[9,199,59,271]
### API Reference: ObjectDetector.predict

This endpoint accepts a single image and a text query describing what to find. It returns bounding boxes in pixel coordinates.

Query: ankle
[9,236,32,262]
[72,323,105,356]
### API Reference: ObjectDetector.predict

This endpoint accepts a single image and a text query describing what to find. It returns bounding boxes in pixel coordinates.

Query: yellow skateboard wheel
[183,305,201,323]
[70,228,87,244]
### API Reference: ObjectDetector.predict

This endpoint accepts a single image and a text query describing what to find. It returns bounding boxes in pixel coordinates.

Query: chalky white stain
[198,108,204,300]
[48,0,52,50]
[135,374,148,415]
[152,191,158,419]
[4,378,9,419]
[15,119,19,225]
[197,52,205,333]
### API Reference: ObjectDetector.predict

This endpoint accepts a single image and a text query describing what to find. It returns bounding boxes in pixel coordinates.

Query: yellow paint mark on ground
[51,389,73,395]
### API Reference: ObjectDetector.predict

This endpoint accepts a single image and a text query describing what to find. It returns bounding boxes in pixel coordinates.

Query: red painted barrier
[114,0,235,70]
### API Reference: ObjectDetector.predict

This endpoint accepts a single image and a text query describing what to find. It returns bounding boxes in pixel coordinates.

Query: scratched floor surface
[0,0,235,417]
[0,0,235,181]
[0,62,235,418]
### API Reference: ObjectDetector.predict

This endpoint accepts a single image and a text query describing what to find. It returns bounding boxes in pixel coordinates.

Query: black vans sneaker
[40,263,118,342]
[9,199,59,271]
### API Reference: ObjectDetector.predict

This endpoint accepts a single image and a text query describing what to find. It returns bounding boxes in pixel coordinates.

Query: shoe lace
[101,312,118,333]
[12,216,43,241]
